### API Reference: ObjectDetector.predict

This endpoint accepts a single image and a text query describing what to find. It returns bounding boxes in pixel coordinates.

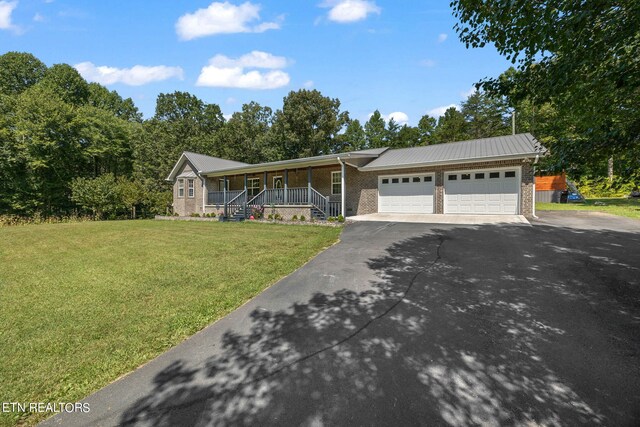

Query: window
[424,176,432,182]
[247,178,260,197]
[461,174,471,180]
[187,179,195,198]
[402,177,410,183]
[392,178,399,184]
[382,178,389,184]
[448,175,457,181]
[177,179,185,198]
[412,177,421,183]
[490,172,500,178]
[331,171,342,195]
[218,179,227,191]
[273,176,283,189]
[475,173,485,179]
[505,171,516,178]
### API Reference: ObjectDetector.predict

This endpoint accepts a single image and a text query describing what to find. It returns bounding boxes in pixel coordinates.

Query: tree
[88,83,142,122]
[395,125,421,148]
[461,92,511,139]
[272,89,349,159]
[364,110,386,148]
[38,64,90,106]
[417,114,437,145]
[432,107,469,143]
[0,52,47,96]
[116,177,145,219]
[219,102,277,163]
[339,119,367,152]
[70,173,121,219]
[451,0,640,155]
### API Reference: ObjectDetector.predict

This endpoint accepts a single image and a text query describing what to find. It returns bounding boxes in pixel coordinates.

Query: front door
[272,176,283,203]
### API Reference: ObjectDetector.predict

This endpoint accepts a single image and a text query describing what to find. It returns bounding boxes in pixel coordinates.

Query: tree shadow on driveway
[121,224,640,426]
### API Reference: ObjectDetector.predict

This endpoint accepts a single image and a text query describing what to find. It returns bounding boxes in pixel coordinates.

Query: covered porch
[205,166,344,221]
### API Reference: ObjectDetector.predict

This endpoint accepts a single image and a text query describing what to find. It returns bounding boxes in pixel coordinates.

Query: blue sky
[0,0,513,125]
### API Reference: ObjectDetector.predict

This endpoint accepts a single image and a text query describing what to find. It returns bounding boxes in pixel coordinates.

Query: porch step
[310,207,326,221]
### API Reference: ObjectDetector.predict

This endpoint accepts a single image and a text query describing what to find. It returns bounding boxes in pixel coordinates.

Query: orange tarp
[536,174,567,191]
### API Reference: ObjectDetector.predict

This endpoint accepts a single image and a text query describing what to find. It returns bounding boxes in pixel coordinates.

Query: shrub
[327,216,336,222]
[299,215,306,222]
[274,213,283,221]
[291,215,298,221]
[190,213,200,217]
[337,215,345,223]
[267,214,273,220]
[173,212,179,217]
[575,176,636,198]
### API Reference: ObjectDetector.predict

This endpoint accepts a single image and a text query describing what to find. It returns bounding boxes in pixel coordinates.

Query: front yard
[0,220,341,426]
[537,197,640,219]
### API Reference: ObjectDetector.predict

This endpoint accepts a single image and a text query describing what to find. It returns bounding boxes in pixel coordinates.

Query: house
[166,133,547,220]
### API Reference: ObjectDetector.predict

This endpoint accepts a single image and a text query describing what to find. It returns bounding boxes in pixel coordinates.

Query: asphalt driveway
[42,212,640,426]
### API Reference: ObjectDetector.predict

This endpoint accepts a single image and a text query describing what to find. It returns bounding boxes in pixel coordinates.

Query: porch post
[244,174,248,192]
[223,175,227,218]
[202,176,207,213]
[284,169,288,204]
[341,162,346,217]
[263,171,267,191]
[307,166,312,204]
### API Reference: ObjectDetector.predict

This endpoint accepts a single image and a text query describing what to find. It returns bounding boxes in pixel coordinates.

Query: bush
[575,176,636,198]
[327,216,336,222]
[267,214,273,220]
[274,213,283,221]
[299,215,306,222]
[190,213,200,217]
[291,215,298,221]
[337,215,345,223]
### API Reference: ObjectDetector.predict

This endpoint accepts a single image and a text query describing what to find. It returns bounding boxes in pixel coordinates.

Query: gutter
[358,153,543,172]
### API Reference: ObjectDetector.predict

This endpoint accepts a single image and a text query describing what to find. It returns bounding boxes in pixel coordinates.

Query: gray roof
[360,133,546,170]
[183,151,248,172]
[200,149,386,175]
[166,152,248,181]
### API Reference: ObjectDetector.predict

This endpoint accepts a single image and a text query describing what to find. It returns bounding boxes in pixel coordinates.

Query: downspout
[532,155,539,218]
[201,173,206,214]
[337,157,346,218]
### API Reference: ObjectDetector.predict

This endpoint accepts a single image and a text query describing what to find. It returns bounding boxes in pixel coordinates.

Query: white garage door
[379,175,434,213]
[444,169,519,214]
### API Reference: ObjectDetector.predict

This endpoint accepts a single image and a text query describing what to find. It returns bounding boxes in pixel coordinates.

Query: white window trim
[331,171,342,195]
[187,179,195,198]
[177,179,185,198]
[273,176,283,189]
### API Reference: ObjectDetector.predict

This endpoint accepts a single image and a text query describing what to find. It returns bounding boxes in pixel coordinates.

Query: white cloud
[209,51,290,69]
[322,0,381,23]
[386,111,409,126]
[196,51,291,89]
[176,1,281,40]
[427,104,459,118]
[74,62,184,86]
[437,33,447,43]
[33,12,45,22]
[0,1,19,32]
[226,97,237,104]
[303,80,314,88]
[460,86,476,98]
[420,59,436,68]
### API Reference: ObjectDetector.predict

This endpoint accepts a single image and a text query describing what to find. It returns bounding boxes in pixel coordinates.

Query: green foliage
[417,115,437,145]
[432,107,469,143]
[273,89,349,158]
[190,212,201,217]
[339,119,367,152]
[299,215,306,222]
[38,64,90,106]
[291,214,298,221]
[337,214,345,223]
[575,177,637,199]
[0,52,47,96]
[218,101,277,163]
[364,110,386,148]
[70,174,121,219]
[327,216,336,222]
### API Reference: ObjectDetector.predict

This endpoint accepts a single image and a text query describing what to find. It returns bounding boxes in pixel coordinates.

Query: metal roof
[200,149,387,176]
[360,133,546,171]
[183,151,248,172]
[165,152,248,181]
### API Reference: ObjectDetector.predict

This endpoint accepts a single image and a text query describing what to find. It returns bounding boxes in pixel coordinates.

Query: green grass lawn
[0,220,341,426]
[537,197,640,219]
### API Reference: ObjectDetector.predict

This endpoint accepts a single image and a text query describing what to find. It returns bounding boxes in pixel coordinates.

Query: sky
[0,0,513,125]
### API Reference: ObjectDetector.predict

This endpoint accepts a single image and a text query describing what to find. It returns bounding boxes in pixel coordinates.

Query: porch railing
[227,190,247,217]
[328,201,342,217]
[310,188,328,216]
[207,190,243,206]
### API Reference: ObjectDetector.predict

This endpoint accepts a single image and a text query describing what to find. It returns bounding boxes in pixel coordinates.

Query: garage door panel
[379,175,434,213]
[445,169,519,214]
